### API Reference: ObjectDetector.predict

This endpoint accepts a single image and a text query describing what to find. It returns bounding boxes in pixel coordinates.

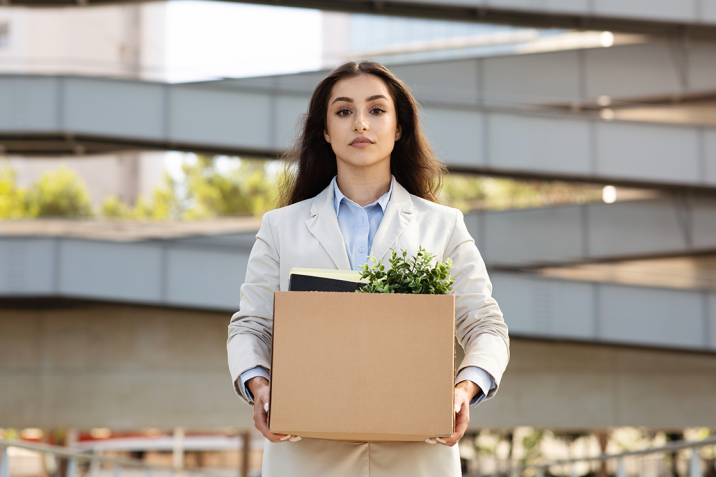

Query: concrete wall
[2,301,715,430]
[0,302,253,429]
[476,339,716,429]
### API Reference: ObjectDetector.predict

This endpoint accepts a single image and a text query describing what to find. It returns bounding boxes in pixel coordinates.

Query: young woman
[227,61,509,477]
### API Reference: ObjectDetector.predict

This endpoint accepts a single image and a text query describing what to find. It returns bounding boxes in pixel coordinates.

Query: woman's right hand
[247,376,301,443]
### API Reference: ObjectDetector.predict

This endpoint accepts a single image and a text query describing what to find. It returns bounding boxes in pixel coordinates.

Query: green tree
[99,155,278,220]
[439,173,602,213]
[25,166,93,218]
[101,171,182,220]
[182,155,278,219]
[0,161,29,219]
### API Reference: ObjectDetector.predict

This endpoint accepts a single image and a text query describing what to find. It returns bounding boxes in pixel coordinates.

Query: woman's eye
[370,108,386,115]
[336,109,351,117]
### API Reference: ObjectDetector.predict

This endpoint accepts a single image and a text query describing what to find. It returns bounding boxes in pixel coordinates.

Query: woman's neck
[335,163,392,207]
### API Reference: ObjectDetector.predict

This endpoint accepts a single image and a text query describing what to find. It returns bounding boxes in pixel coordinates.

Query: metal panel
[274,94,310,150]
[274,70,330,93]
[706,129,716,184]
[686,42,716,93]
[390,59,480,105]
[165,246,248,310]
[0,238,56,295]
[169,86,272,150]
[58,240,162,303]
[487,113,592,174]
[692,198,716,249]
[585,43,684,99]
[221,42,716,103]
[0,77,58,132]
[422,107,485,167]
[705,0,716,22]
[482,206,583,264]
[482,50,582,105]
[1,233,714,352]
[464,197,716,267]
[491,273,596,340]
[483,0,590,14]
[64,78,165,140]
[4,70,716,187]
[587,199,687,257]
[599,284,706,349]
[596,122,701,184]
[594,0,696,21]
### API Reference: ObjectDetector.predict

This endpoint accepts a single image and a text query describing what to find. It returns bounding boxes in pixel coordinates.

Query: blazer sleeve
[227,211,280,404]
[445,209,510,400]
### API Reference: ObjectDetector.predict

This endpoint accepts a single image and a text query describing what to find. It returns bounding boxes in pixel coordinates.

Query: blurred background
[1,1,716,476]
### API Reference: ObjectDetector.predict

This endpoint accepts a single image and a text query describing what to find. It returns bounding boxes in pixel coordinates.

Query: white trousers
[262,438,461,477]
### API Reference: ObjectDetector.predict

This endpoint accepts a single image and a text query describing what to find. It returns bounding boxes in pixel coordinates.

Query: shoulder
[263,197,313,225]
[409,194,462,225]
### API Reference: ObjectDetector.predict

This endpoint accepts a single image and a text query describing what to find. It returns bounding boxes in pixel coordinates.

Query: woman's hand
[427,380,478,447]
[247,376,301,443]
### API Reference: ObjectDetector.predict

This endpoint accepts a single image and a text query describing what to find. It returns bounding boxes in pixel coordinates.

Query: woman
[227,61,509,477]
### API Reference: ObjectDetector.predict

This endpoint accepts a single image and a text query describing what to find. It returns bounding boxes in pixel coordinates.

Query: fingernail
[279,435,291,441]
[455,405,460,413]
[425,438,436,444]
[264,403,269,412]
[289,436,302,442]
[436,438,447,444]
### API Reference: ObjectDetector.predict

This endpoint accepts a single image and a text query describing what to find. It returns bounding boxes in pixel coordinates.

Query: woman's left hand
[427,380,478,447]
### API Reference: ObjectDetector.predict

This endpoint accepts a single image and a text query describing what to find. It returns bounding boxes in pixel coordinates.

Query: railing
[521,436,716,477]
[0,438,225,477]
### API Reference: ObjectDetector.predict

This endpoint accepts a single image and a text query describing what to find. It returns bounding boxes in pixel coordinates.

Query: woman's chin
[336,153,391,170]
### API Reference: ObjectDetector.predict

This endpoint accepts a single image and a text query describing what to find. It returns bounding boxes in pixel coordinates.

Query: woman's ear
[395,124,402,141]
[324,129,331,143]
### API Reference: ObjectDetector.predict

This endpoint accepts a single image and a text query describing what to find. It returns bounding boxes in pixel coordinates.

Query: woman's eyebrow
[331,96,353,104]
[330,94,388,105]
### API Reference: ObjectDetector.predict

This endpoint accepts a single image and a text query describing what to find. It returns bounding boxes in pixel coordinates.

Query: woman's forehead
[329,74,393,103]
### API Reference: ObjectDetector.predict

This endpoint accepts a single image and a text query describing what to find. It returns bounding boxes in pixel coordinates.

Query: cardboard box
[268,291,455,442]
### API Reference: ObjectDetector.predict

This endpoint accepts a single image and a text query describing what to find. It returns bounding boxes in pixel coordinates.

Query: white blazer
[227,179,510,477]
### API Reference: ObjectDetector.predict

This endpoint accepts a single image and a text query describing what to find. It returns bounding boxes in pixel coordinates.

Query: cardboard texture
[269,291,456,442]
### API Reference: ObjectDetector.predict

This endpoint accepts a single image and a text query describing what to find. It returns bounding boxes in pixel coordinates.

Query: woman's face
[324,74,402,173]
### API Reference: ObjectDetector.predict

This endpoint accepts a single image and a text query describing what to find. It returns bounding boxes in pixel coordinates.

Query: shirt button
[359,247,364,253]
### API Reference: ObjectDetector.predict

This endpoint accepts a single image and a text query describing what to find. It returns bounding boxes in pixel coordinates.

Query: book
[288,268,367,293]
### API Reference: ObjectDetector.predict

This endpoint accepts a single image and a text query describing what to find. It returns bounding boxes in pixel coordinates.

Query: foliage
[439,173,602,213]
[100,156,278,220]
[100,195,133,218]
[357,246,455,295]
[25,166,93,218]
[0,162,92,219]
[100,172,181,220]
[0,162,29,219]
[520,429,546,465]
[182,155,277,219]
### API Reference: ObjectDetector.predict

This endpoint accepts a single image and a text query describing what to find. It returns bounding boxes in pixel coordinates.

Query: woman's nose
[353,113,368,132]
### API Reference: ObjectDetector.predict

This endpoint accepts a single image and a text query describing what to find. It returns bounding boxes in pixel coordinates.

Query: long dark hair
[279,61,446,207]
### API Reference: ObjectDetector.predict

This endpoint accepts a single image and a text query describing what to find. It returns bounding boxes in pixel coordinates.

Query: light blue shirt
[333,175,393,270]
[240,176,495,406]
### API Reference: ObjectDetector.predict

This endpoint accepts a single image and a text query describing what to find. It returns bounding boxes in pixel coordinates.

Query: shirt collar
[333,175,394,214]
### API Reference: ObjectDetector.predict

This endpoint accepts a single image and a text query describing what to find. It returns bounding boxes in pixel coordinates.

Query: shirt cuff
[455,366,496,407]
[240,366,270,404]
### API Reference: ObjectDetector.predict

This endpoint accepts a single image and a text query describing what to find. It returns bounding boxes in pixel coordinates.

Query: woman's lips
[350,137,374,148]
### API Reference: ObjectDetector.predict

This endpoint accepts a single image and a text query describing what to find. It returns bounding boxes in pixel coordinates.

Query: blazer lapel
[370,180,415,262]
[304,183,352,270]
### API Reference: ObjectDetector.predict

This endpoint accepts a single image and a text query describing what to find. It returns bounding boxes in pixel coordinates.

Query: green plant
[25,166,93,218]
[0,161,29,219]
[357,246,455,295]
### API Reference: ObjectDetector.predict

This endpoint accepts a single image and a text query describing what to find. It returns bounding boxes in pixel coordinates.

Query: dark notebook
[288,274,365,293]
